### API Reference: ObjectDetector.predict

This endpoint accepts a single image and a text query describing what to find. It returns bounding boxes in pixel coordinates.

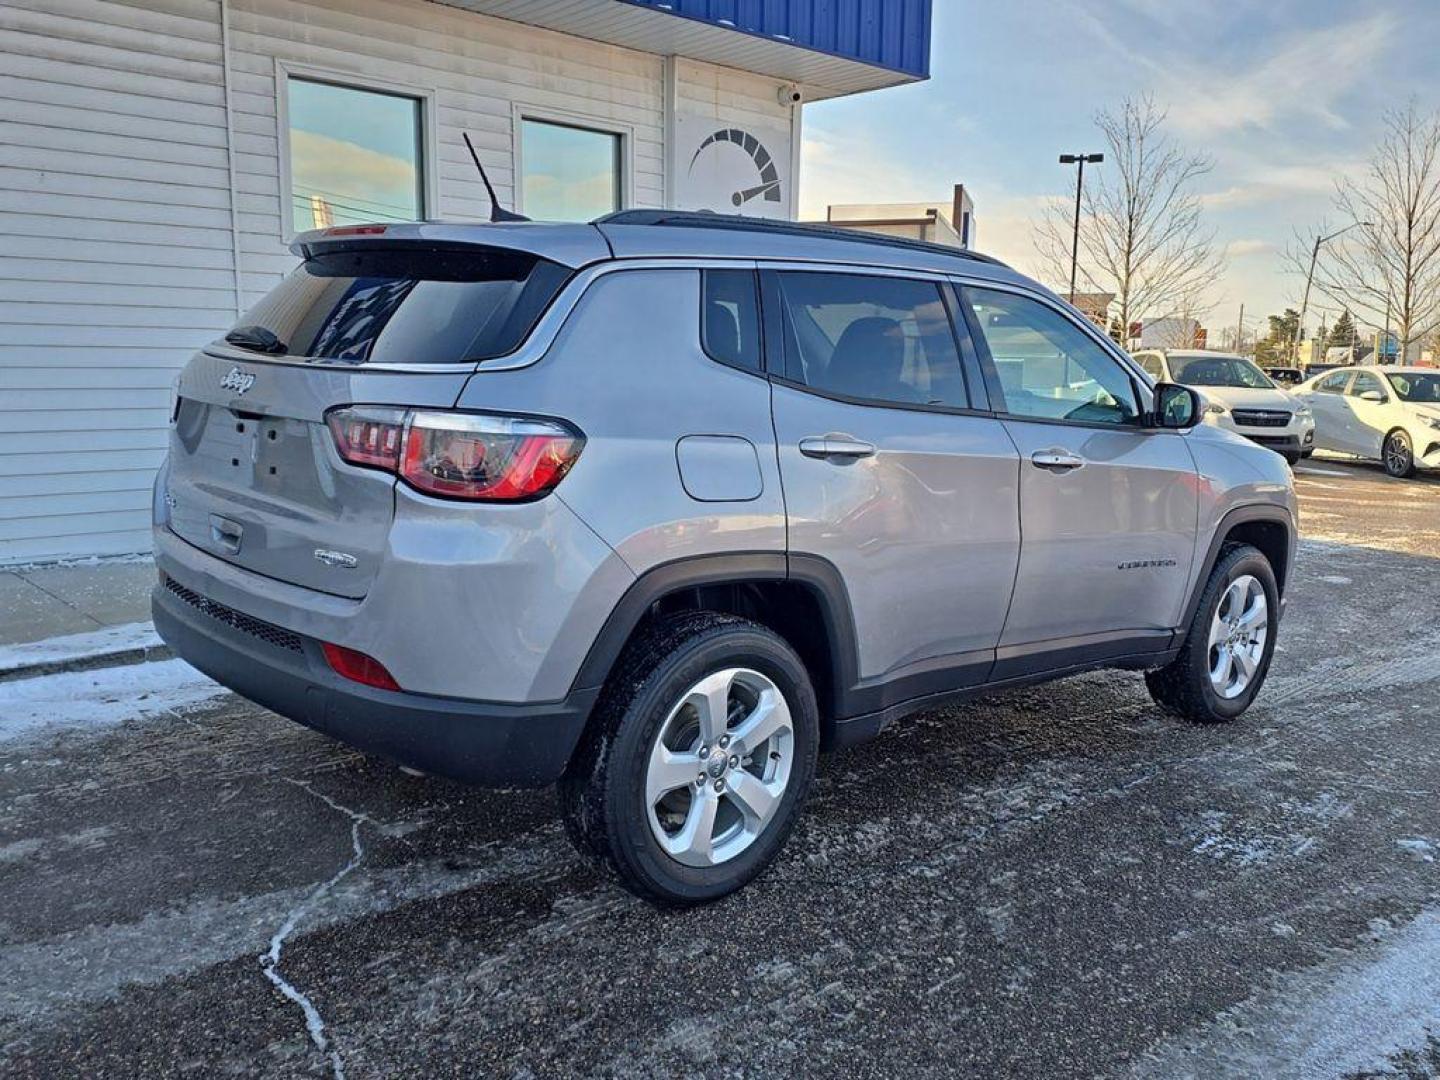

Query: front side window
[1169,355,1274,389]
[774,273,967,408]
[966,288,1139,425]
[701,270,762,372]
[520,118,622,221]
[1349,371,1386,399]
[288,77,424,233]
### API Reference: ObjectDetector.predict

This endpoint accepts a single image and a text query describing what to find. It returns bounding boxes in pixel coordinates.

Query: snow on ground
[0,659,225,745]
[1134,910,1440,1078]
[0,621,162,676]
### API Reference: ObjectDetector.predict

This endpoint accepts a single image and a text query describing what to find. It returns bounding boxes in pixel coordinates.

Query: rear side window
[1136,353,1165,379]
[229,246,570,364]
[701,270,762,372]
[774,272,967,408]
[1316,371,1351,394]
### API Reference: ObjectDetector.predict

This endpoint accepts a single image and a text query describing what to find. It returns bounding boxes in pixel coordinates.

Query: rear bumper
[153,577,596,787]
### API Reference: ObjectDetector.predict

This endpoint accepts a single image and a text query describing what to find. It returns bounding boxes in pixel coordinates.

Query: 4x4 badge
[219,367,255,395]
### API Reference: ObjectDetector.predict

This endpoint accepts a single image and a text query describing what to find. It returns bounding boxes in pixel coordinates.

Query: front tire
[1146,543,1279,723]
[559,612,819,906]
[1384,429,1416,478]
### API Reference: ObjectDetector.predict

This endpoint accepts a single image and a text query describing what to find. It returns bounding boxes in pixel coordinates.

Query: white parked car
[1293,366,1440,478]
[1132,350,1316,465]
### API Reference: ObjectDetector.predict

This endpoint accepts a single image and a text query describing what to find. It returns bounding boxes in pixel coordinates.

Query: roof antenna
[463,132,529,223]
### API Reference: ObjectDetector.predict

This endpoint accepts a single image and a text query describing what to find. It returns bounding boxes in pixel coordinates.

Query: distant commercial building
[1138,318,1206,350]
[823,184,976,249]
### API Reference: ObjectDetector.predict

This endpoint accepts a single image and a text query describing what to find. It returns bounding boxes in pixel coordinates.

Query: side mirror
[1151,382,1201,429]
[1358,389,1386,403]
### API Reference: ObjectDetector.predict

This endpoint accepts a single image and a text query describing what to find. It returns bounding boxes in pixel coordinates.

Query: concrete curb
[0,622,172,685]
[0,642,175,685]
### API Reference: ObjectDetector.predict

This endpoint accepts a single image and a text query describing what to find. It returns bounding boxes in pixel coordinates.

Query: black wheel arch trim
[1177,504,1295,634]
[570,552,860,702]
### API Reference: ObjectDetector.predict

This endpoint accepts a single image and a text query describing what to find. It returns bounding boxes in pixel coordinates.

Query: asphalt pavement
[2,456,1439,1078]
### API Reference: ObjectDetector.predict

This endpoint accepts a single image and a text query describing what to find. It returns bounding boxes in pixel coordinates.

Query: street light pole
[1294,221,1373,366]
[1059,152,1104,304]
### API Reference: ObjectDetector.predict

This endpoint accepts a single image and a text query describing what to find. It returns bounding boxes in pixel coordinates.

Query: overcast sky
[799,0,1440,340]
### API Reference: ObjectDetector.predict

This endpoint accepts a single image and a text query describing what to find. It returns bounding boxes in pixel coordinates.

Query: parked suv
[1132,349,1315,464]
[152,213,1297,905]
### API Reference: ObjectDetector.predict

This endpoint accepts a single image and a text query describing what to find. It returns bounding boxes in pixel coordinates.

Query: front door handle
[1031,449,1085,471]
[800,436,877,460]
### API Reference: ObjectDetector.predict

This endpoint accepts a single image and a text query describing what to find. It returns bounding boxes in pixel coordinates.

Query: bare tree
[1035,96,1225,337]
[1300,103,1440,360]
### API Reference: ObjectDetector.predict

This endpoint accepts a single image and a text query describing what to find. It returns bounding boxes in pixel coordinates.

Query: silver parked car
[152,212,1298,904]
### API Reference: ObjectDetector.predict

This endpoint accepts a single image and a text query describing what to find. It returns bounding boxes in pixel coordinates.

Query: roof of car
[292,213,1031,287]
[1309,365,1436,376]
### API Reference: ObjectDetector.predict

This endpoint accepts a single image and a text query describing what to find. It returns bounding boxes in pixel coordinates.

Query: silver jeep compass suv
[152,212,1297,905]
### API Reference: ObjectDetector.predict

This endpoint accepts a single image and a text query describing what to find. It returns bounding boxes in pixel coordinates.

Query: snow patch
[1318,574,1352,585]
[1134,910,1440,1078]
[0,658,224,745]
[0,620,161,674]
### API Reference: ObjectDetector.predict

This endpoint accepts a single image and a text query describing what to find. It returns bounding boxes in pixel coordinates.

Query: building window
[287,77,424,233]
[520,118,622,221]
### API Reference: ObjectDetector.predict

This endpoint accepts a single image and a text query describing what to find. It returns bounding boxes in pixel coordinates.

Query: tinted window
[775,273,967,407]
[1387,371,1440,402]
[966,288,1139,425]
[230,246,570,364]
[702,270,762,371]
[1316,371,1351,394]
[288,78,423,233]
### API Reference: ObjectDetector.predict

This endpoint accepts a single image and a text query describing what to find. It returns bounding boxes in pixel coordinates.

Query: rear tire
[559,612,819,906]
[1146,543,1279,723]
[1383,429,1416,478]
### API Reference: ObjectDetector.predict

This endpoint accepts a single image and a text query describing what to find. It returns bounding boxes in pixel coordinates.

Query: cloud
[1054,5,1396,138]
[290,129,420,220]
[1224,238,1276,258]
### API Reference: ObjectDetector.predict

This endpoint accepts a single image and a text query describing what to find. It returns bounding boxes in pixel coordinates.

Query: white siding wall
[0,0,232,562]
[0,0,799,563]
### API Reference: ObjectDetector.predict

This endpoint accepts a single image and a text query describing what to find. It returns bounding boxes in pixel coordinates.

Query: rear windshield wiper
[224,325,288,355]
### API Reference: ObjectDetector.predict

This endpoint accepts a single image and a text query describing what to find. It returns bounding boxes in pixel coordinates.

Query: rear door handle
[799,436,876,460]
[1031,449,1085,471]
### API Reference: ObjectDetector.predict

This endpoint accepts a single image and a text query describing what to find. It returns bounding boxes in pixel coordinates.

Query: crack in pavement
[258,779,374,1080]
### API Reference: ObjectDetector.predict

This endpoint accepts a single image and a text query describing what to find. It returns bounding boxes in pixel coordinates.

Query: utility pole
[1295,221,1373,364]
[1235,303,1245,354]
[1059,152,1104,303]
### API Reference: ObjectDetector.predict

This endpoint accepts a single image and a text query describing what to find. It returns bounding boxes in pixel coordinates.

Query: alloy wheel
[1384,432,1413,477]
[644,667,795,868]
[1207,574,1268,700]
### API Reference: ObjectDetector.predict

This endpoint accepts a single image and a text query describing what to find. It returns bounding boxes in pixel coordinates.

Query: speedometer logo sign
[689,128,783,208]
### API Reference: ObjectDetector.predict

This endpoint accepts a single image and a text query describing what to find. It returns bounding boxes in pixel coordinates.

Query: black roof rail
[594,209,1007,267]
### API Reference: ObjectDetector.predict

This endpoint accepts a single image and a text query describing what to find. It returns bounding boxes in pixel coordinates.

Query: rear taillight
[326,407,583,502]
[327,407,406,470]
[322,642,401,691]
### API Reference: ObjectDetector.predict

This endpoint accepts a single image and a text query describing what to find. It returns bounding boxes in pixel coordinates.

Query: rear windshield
[226,246,570,364]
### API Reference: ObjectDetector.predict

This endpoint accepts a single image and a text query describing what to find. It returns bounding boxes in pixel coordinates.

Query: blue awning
[618,1,931,81]
[448,0,931,99]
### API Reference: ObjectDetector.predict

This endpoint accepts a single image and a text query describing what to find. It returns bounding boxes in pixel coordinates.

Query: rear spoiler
[290,221,612,270]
